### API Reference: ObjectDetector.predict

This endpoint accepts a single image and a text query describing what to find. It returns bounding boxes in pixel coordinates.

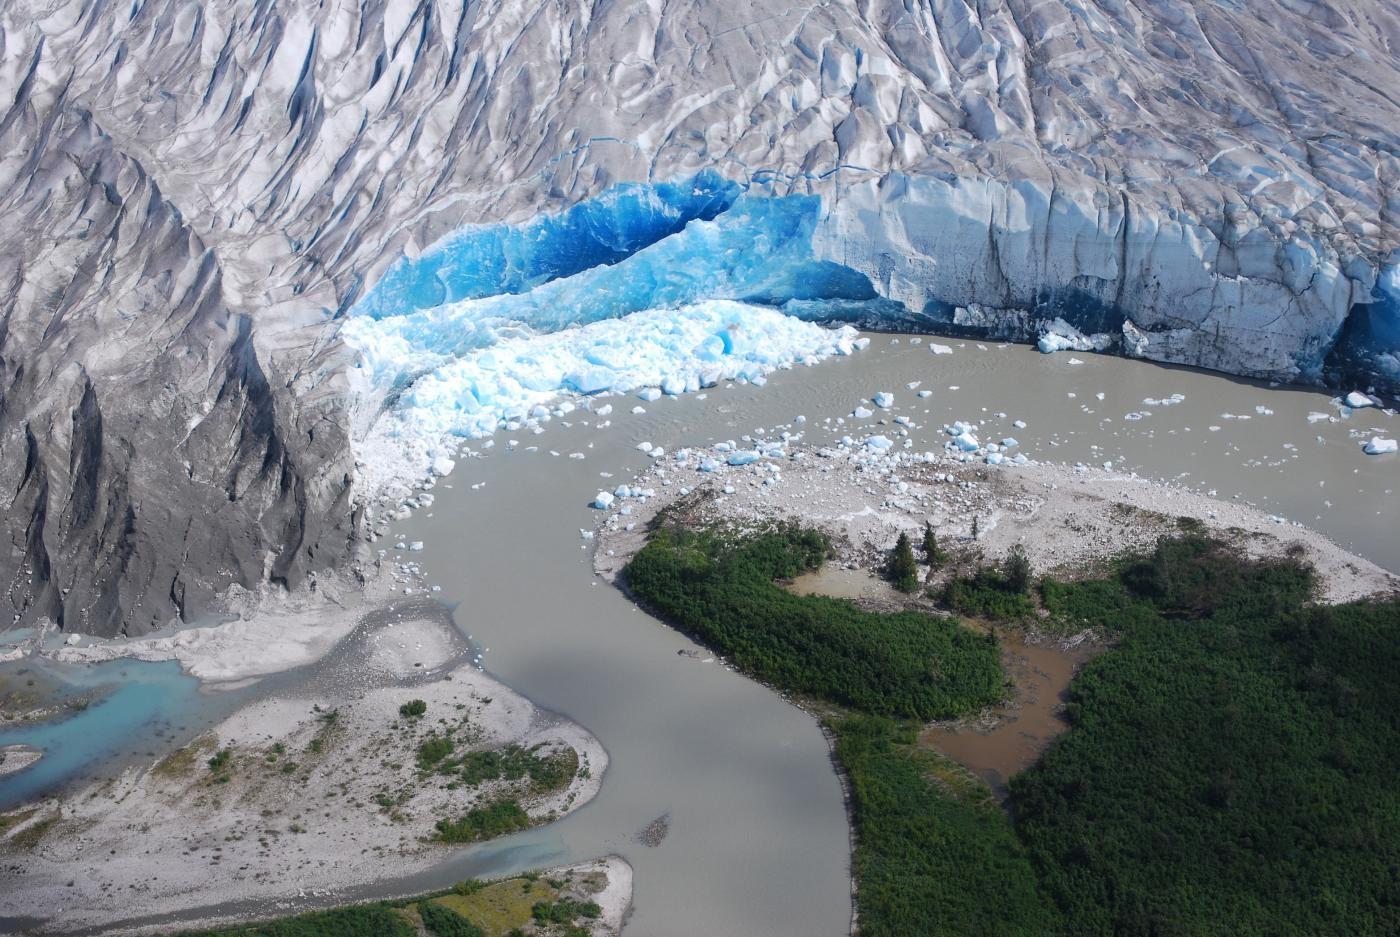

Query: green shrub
[417,734,454,769]
[940,569,1036,620]
[434,798,531,843]
[399,699,428,718]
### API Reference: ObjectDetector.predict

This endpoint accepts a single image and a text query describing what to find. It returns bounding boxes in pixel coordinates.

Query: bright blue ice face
[354,170,744,320]
[346,175,896,377]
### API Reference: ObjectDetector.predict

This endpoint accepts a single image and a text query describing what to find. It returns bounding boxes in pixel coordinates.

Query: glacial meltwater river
[377,336,1397,937]
[2,335,1395,936]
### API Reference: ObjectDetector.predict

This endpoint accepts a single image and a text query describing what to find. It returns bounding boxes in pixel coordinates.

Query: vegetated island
[0,606,625,935]
[599,442,1400,937]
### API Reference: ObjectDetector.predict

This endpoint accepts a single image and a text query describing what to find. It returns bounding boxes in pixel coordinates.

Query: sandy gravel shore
[0,608,609,933]
[595,440,1398,603]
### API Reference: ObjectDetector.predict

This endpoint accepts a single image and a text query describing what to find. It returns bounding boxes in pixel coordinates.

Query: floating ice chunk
[853,406,873,419]
[864,435,894,451]
[1307,411,1331,423]
[873,392,894,409]
[699,459,720,472]
[580,529,594,541]
[408,541,424,551]
[853,338,871,351]
[430,457,455,477]
[728,450,761,465]
[1067,357,1085,365]
[986,452,1005,465]
[1363,436,1397,454]
[794,415,806,423]
[1345,391,1376,409]
[593,491,615,509]
[638,387,662,401]
[1013,419,1027,429]
[595,404,613,416]
[1037,319,1109,354]
[952,431,980,452]
[930,343,953,355]
[1001,438,1019,448]
[906,381,921,390]
[917,389,933,398]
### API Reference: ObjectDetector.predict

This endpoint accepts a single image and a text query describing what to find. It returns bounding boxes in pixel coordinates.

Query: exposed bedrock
[0,0,1396,635]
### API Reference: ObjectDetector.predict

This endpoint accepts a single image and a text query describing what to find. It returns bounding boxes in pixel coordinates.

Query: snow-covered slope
[2,0,1396,634]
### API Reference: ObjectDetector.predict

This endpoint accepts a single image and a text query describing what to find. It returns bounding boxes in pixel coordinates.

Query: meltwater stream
[363,334,1395,937]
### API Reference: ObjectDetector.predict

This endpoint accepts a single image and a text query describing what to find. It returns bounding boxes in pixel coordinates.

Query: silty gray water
[379,334,1395,937]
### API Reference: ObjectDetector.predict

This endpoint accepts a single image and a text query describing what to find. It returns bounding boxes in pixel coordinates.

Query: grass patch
[9,811,60,850]
[432,880,562,936]
[624,523,1005,719]
[0,806,40,837]
[152,735,216,778]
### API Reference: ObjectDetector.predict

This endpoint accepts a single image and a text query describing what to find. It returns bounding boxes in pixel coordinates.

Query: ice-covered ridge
[350,301,862,500]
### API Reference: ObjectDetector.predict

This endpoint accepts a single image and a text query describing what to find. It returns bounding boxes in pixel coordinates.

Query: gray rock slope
[1,0,1396,635]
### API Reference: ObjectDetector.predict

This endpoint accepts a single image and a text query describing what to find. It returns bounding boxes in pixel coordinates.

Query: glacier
[348,299,862,497]
[2,0,1398,634]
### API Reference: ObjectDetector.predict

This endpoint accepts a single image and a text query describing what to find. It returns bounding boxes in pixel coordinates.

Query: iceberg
[1345,391,1376,409]
[1363,437,1397,455]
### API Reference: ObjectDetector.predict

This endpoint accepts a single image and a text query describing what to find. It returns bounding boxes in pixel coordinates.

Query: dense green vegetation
[938,566,1036,621]
[838,715,1060,936]
[399,699,428,718]
[179,905,417,937]
[434,796,532,844]
[1011,536,1400,936]
[630,523,1400,937]
[624,523,1005,719]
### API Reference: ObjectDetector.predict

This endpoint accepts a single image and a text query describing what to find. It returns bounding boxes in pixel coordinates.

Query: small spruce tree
[1004,543,1033,594]
[888,531,919,592]
[921,522,945,568]
[971,516,980,540]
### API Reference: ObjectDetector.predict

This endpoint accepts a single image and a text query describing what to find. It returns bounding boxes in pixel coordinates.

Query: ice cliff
[1,0,1396,634]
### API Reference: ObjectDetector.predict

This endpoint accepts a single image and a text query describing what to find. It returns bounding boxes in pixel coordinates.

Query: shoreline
[592,434,1399,937]
[0,595,618,934]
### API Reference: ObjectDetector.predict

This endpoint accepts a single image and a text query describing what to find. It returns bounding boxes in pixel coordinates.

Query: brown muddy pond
[919,629,1095,798]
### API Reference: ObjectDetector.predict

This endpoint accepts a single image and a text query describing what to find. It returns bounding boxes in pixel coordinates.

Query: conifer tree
[888,531,919,592]
[1004,543,1033,594]
[922,522,945,568]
